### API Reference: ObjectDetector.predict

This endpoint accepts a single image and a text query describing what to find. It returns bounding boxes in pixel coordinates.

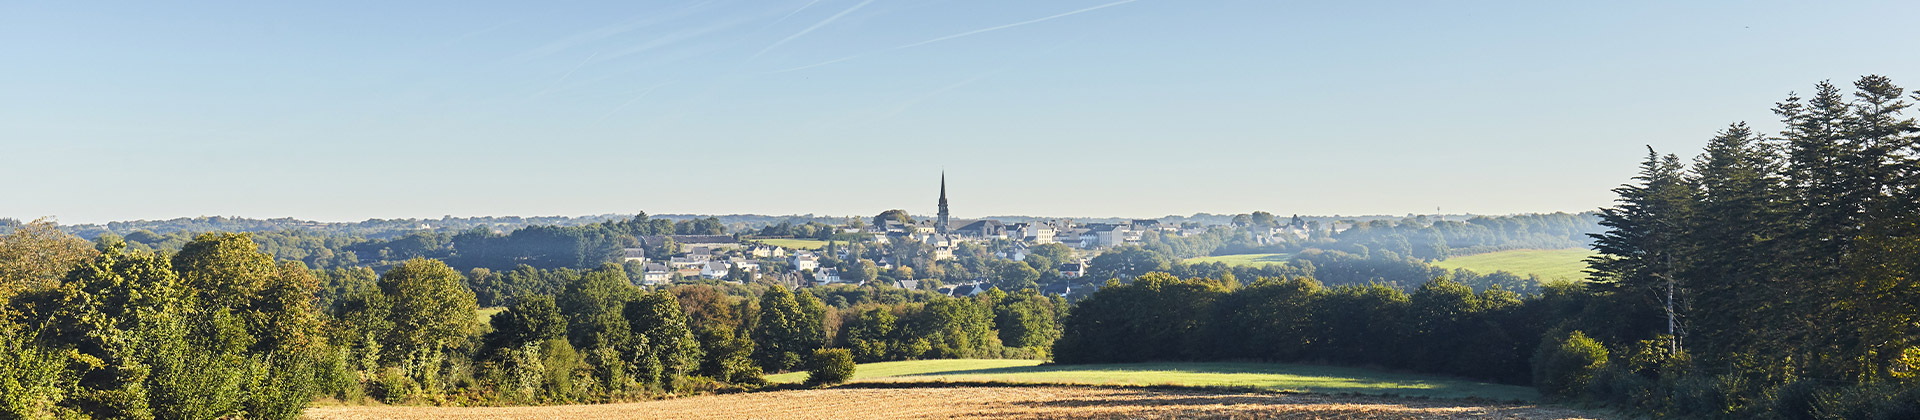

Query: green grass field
[755,239,830,250]
[1182,253,1292,267]
[765,359,1537,400]
[476,307,505,324]
[1431,248,1595,283]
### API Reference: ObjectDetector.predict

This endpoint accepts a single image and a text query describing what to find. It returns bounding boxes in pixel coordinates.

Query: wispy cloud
[602,82,678,120]
[769,55,865,74]
[508,1,718,64]
[894,0,1136,50]
[751,0,877,59]
[766,0,825,28]
[875,69,1004,121]
[532,51,600,98]
[593,15,758,65]
[768,0,1138,73]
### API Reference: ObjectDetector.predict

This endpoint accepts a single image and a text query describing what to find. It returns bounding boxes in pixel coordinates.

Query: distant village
[619,174,1351,297]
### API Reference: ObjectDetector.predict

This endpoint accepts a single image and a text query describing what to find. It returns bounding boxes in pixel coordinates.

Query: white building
[642,263,671,285]
[792,251,820,271]
[700,261,731,279]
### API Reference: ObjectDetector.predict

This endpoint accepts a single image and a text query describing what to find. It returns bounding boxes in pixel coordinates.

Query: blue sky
[3,1,1916,223]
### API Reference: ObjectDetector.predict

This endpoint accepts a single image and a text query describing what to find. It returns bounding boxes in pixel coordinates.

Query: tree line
[0,221,1064,418]
[1056,76,1920,419]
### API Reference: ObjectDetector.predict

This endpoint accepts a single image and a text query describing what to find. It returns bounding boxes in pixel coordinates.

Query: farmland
[1431,248,1595,283]
[764,359,1538,400]
[303,385,1605,420]
[1182,253,1291,267]
[754,238,830,250]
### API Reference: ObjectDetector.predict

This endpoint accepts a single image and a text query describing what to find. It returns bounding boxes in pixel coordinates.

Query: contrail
[768,0,1137,74]
[508,1,717,64]
[602,82,677,120]
[767,0,825,27]
[752,0,877,59]
[895,0,1136,50]
[533,51,600,98]
[769,55,864,74]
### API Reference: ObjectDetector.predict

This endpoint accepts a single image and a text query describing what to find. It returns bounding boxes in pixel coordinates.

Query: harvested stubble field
[303,385,1608,420]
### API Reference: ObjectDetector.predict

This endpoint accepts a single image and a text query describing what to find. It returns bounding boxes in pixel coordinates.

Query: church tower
[937,172,951,234]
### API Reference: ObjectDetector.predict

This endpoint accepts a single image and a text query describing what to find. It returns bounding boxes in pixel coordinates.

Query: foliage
[804,348,855,386]
[1,234,329,419]
[0,218,96,314]
[1531,330,1608,399]
[750,285,825,372]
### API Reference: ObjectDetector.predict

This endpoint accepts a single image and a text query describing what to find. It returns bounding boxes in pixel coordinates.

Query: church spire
[937,172,951,234]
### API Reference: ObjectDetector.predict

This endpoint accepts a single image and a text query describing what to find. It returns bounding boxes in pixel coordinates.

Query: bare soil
[305,385,1610,420]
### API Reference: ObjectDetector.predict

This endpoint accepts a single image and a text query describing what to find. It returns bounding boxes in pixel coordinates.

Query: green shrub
[1867,385,1920,420]
[805,349,855,386]
[1765,380,1820,420]
[1532,330,1608,399]
[243,352,324,420]
[1666,374,1736,417]
[372,366,418,404]
[0,331,70,420]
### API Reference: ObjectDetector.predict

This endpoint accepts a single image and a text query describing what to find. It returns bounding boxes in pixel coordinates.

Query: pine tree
[1587,148,1698,351]
[1684,123,1789,363]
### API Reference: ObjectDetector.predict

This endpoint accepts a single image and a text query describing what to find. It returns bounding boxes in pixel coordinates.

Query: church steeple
[937,172,951,234]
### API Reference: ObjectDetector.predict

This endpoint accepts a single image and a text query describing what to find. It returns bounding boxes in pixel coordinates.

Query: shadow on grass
[880,361,1537,401]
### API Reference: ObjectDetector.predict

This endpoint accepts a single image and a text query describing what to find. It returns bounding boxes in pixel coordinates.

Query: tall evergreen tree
[1587,148,1698,351]
[1684,122,1788,362]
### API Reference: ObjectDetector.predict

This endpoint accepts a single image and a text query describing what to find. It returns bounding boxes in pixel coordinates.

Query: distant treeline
[1324,213,1600,260]
[1056,274,1555,384]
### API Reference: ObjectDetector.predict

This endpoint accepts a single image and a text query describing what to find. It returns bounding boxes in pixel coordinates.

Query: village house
[941,282,991,297]
[1042,282,1073,298]
[952,220,1008,239]
[791,251,820,271]
[669,256,704,269]
[1079,223,1139,248]
[1058,260,1087,278]
[700,261,730,279]
[748,245,788,258]
[621,248,646,263]
[997,241,1030,261]
[1015,222,1056,244]
[814,267,842,285]
[728,257,760,273]
[642,263,671,285]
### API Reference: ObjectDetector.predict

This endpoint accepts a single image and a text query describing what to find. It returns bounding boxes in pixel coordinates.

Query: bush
[1764,380,1821,420]
[805,349,855,386]
[1665,374,1736,418]
[372,367,418,404]
[1532,330,1608,399]
[0,331,70,420]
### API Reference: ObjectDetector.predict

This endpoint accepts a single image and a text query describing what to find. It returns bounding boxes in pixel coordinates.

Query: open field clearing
[764,359,1537,400]
[1183,253,1291,267]
[475,307,504,324]
[304,385,1607,420]
[1431,248,1595,283]
[754,238,831,249]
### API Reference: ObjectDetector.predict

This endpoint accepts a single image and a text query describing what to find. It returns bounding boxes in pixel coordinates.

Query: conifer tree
[1587,148,1697,351]
[1684,123,1787,362]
